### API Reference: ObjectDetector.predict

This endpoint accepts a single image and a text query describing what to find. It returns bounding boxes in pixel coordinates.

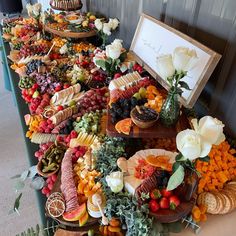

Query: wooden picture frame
[130,13,221,108]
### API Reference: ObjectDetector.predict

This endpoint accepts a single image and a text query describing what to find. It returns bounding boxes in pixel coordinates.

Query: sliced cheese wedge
[108,71,142,90]
[124,175,143,195]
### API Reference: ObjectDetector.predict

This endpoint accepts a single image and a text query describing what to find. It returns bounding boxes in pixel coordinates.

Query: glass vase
[160,87,180,126]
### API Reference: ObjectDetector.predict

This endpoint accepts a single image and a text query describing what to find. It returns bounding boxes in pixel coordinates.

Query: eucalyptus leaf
[11,174,21,179]
[172,162,180,173]
[14,180,25,191]
[179,81,191,90]
[119,51,127,62]
[28,165,38,179]
[95,59,106,70]
[30,177,45,190]
[167,165,185,191]
[20,170,29,181]
[175,153,185,161]
[14,193,22,211]
[199,156,210,162]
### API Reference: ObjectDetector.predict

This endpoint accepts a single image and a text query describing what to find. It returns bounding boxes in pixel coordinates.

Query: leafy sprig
[104,192,152,236]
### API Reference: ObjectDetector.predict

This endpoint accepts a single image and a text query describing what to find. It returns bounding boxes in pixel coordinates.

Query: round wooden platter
[149,196,196,223]
[50,2,83,11]
[46,172,98,228]
[44,25,96,39]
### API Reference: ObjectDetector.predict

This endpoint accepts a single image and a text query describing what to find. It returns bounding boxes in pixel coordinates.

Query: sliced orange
[146,155,172,171]
[115,118,132,135]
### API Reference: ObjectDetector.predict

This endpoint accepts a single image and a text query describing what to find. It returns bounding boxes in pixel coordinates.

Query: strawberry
[169,195,180,210]
[32,83,39,90]
[150,189,161,200]
[57,105,64,111]
[114,73,122,80]
[159,197,170,209]
[149,200,159,212]
[63,83,70,89]
[55,85,62,92]
[161,188,173,198]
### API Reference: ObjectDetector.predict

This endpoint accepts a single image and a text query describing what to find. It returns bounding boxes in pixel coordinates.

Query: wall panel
[88,0,236,137]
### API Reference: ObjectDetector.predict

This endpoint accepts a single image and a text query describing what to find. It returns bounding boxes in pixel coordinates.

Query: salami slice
[60,148,79,212]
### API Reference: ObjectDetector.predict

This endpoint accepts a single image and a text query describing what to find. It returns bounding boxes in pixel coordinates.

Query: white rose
[176,129,212,160]
[108,18,120,30]
[103,23,111,36]
[173,47,198,72]
[106,171,124,193]
[192,116,225,145]
[111,39,123,48]
[59,44,68,54]
[32,3,42,17]
[106,44,122,60]
[156,54,175,79]
[94,19,103,31]
[26,4,33,16]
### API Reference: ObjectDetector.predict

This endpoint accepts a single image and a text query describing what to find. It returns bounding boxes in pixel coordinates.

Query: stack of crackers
[197,181,236,214]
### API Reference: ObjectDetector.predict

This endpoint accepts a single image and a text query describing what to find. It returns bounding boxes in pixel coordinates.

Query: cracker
[202,192,218,214]
[197,192,207,206]
[219,191,232,214]
[222,189,235,212]
[212,191,225,214]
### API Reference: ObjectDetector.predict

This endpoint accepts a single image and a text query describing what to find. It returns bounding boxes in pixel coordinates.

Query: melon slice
[79,211,89,227]
[63,203,86,222]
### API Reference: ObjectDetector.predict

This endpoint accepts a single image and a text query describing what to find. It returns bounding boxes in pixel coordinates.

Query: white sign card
[130,14,221,108]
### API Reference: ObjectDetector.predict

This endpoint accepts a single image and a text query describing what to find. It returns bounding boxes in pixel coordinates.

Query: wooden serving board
[44,25,96,39]
[106,113,190,138]
[46,172,98,228]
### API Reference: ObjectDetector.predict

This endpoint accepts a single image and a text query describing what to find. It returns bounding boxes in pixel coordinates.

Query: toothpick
[47,42,56,56]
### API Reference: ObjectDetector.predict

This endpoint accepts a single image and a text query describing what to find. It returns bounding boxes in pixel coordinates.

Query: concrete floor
[0,20,40,236]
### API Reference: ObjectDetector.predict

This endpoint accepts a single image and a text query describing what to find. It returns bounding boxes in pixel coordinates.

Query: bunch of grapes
[38,119,55,133]
[77,88,108,115]
[110,97,147,123]
[26,60,45,75]
[33,72,62,95]
[19,44,48,58]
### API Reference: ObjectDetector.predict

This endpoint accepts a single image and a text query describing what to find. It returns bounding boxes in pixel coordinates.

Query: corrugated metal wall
[87,0,236,137]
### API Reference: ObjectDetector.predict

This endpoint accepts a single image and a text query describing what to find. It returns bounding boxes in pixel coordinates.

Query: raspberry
[47,119,53,125]
[70,130,78,139]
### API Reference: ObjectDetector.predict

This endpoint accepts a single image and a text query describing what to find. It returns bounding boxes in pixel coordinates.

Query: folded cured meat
[61,148,79,212]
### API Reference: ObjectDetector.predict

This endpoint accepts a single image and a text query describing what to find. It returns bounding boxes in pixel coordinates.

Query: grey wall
[87,0,236,137]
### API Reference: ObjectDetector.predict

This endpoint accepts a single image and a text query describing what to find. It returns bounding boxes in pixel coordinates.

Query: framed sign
[130,14,221,108]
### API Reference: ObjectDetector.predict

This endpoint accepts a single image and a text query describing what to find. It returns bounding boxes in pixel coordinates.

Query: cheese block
[108,71,142,91]
[124,175,143,195]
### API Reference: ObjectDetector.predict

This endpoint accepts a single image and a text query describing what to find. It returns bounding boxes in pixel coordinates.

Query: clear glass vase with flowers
[156,47,198,126]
